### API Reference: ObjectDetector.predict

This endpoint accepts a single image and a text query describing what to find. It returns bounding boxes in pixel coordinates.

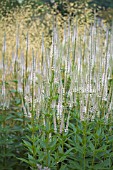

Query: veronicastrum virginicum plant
[0,32,30,170]
[0,19,113,170]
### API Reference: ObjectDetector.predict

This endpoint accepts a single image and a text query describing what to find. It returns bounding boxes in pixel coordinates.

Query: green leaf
[14,118,23,122]
[50,138,57,150]
[89,141,95,151]
[58,155,67,163]
[23,140,32,149]
[65,148,73,155]
[96,127,101,137]
[12,79,18,83]
[10,89,17,93]
[108,135,113,143]
[93,159,110,169]
[77,135,82,144]
[60,164,67,170]
[68,160,82,170]
[5,114,15,120]
[18,158,29,164]
[15,98,21,105]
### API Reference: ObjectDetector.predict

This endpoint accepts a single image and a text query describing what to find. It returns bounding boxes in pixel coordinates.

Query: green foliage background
[0,0,113,21]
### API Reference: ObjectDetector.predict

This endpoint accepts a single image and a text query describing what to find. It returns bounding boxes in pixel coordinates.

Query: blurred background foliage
[0,0,113,20]
[0,0,113,60]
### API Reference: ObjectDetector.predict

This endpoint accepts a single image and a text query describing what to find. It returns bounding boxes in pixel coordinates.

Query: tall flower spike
[2,33,6,101]
[25,32,29,73]
[2,33,6,54]
[16,24,19,61]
